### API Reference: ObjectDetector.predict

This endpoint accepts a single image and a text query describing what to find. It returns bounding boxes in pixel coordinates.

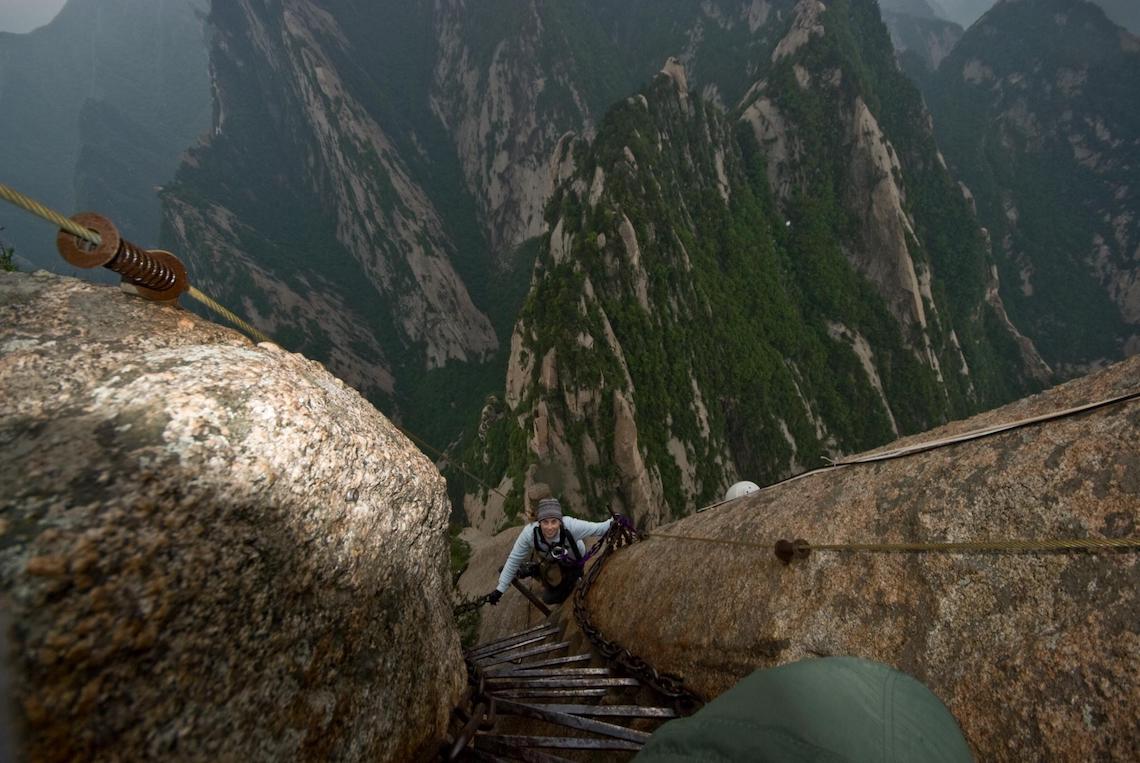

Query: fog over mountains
[929,0,1138,32]
[0,0,210,276]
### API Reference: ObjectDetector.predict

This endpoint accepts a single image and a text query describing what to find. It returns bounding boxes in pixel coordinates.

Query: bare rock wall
[0,271,464,761]
[587,356,1140,759]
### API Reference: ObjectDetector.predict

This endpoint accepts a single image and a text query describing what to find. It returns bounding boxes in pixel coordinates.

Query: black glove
[487,590,503,605]
[517,562,540,579]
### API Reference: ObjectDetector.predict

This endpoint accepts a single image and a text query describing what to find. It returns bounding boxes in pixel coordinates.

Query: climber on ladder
[487,497,613,606]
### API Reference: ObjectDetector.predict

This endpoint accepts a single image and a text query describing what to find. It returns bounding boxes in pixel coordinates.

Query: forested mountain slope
[921,0,1140,376]
[462,0,1045,531]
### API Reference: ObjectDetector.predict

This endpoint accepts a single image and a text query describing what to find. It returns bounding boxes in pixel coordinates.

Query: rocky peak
[430,0,603,258]
[881,9,964,72]
[463,1,1042,532]
[161,0,497,415]
[0,271,463,759]
[772,0,826,62]
[583,353,1140,759]
[659,56,690,100]
[921,0,1140,374]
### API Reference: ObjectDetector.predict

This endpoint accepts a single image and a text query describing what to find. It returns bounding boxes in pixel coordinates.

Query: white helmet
[724,481,761,501]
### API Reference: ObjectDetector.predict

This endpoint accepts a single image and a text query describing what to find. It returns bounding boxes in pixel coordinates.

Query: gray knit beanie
[536,497,563,522]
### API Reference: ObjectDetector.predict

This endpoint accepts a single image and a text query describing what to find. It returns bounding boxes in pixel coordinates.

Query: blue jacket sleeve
[496,524,536,593]
[564,517,613,543]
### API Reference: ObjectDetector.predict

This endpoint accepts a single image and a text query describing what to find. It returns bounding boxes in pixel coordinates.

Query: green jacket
[636,657,973,762]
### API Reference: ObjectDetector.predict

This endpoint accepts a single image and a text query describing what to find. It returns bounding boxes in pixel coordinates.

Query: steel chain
[453,592,492,617]
[573,523,705,711]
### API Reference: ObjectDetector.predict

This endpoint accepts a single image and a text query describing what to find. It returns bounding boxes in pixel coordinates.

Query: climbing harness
[531,525,584,589]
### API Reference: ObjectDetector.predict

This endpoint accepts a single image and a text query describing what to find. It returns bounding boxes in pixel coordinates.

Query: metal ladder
[445,623,679,761]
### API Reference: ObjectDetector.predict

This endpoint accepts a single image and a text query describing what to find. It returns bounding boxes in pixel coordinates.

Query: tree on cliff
[1,233,16,271]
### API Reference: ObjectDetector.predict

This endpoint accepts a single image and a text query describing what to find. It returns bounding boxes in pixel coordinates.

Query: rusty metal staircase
[444,623,679,760]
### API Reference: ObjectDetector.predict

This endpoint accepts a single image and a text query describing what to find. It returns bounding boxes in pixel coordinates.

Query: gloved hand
[487,590,503,605]
[613,513,636,531]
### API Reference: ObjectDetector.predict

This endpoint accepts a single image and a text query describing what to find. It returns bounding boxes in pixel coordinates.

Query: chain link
[453,592,492,617]
[573,523,705,711]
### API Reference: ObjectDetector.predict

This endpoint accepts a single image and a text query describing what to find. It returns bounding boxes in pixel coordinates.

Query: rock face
[455,527,549,645]
[161,0,497,414]
[0,271,464,760]
[922,0,1140,375]
[464,0,1045,533]
[585,354,1140,759]
[430,1,604,260]
[881,8,963,71]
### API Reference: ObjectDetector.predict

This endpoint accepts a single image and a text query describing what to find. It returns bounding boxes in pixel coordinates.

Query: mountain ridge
[920,0,1140,376]
[462,0,1046,531]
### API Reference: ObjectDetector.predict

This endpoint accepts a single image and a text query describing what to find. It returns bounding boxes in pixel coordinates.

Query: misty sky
[0,0,66,33]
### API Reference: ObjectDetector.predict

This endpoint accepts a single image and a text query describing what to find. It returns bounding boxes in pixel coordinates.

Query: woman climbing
[487,497,612,606]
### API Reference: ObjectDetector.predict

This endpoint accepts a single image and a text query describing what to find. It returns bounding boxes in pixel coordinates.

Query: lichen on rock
[0,271,464,761]
[585,355,1140,759]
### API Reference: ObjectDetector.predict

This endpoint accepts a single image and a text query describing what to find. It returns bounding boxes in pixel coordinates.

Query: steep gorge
[463,0,1046,532]
[150,0,1048,530]
[919,0,1140,376]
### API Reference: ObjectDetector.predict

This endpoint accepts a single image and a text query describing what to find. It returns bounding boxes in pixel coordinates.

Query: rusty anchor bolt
[774,538,811,565]
[56,212,189,302]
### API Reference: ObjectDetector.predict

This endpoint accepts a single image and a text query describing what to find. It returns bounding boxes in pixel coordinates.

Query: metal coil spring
[108,239,177,291]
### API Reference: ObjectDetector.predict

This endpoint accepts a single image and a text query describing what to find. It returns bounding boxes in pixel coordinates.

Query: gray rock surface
[580,355,1140,759]
[0,271,464,761]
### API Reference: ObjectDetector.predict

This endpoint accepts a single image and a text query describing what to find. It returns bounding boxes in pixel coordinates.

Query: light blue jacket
[495,516,613,593]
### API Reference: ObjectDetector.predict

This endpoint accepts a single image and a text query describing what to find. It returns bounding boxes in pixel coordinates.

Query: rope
[0,181,277,346]
[2,180,506,515]
[833,389,1140,466]
[186,286,274,344]
[648,531,1140,556]
[810,537,1140,553]
[698,389,1140,512]
[397,426,512,502]
[0,182,101,244]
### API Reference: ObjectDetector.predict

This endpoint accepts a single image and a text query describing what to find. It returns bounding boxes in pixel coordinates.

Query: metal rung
[475,734,641,751]
[462,749,513,763]
[467,626,559,659]
[468,633,553,661]
[484,654,592,674]
[494,699,652,743]
[486,667,611,678]
[485,677,640,689]
[533,704,679,718]
[473,737,576,763]
[494,688,609,699]
[476,641,570,667]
